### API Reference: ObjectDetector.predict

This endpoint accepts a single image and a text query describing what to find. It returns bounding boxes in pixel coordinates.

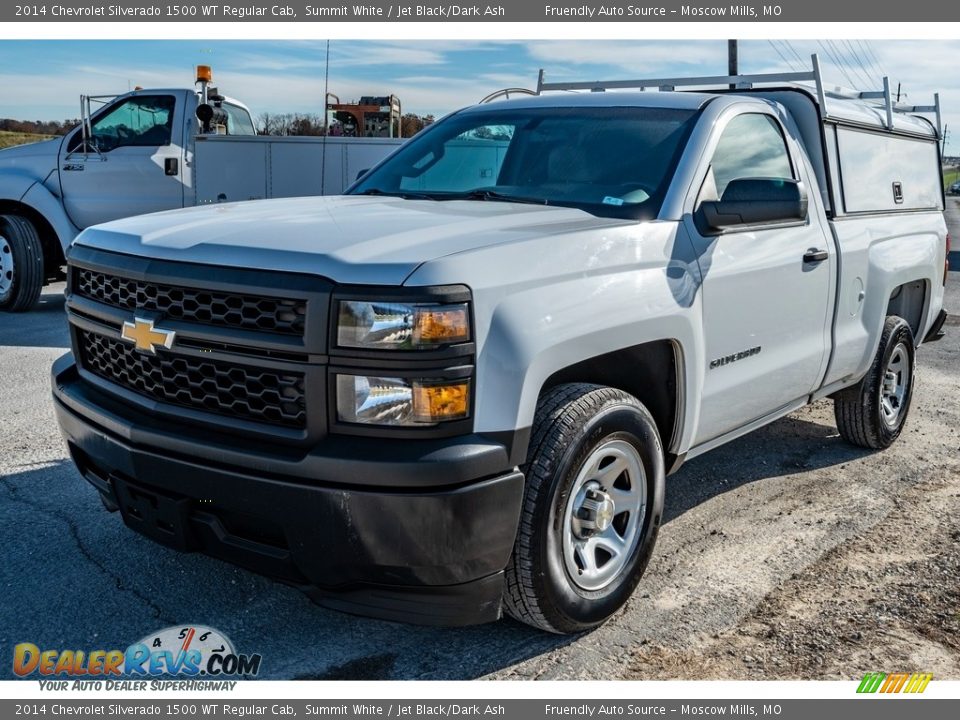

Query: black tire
[504,383,665,634]
[833,316,915,450]
[0,214,44,312]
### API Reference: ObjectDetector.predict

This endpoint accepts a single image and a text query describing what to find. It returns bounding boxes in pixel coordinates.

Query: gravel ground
[0,203,958,681]
[624,469,960,679]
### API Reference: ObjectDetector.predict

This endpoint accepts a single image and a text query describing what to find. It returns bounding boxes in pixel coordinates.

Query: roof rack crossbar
[536,69,816,94]
[535,53,943,140]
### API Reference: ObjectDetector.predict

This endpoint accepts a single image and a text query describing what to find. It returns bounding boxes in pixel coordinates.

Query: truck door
[686,112,833,445]
[58,93,186,229]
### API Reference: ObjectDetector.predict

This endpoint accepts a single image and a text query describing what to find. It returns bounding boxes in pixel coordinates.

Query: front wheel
[0,215,44,312]
[833,315,915,449]
[504,384,665,634]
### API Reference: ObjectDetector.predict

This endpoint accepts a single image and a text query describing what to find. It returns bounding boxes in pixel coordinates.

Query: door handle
[62,164,84,172]
[803,248,829,263]
[164,158,179,176]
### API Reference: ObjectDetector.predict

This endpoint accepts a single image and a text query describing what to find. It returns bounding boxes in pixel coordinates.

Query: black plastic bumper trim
[54,371,526,626]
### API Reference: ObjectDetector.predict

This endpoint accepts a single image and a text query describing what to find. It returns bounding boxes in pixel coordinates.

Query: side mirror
[355,169,370,181]
[697,178,807,233]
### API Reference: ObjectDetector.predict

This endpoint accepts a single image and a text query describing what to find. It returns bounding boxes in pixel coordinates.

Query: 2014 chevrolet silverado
[52,58,950,633]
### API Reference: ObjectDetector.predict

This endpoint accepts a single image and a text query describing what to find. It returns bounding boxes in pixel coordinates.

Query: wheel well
[886,280,927,342]
[0,200,65,282]
[541,340,680,454]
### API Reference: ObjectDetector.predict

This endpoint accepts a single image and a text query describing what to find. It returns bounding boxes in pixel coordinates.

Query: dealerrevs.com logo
[13,625,262,687]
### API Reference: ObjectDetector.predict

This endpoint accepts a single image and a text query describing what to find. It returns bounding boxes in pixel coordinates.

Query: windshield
[348,105,698,219]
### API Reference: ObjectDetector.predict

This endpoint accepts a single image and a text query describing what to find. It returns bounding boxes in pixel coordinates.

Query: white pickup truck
[52,58,949,633]
[0,69,403,311]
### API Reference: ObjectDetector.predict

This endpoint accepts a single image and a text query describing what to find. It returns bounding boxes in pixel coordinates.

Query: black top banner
[6,0,959,22]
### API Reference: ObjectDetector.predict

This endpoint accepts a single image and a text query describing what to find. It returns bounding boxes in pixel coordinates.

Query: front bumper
[52,354,524,626]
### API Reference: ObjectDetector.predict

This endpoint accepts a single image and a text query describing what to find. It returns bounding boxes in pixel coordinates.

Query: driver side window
[68,95,176,153]
[704,114,794,200]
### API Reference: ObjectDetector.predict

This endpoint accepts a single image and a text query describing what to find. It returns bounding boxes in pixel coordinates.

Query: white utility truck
[53,57,949,632]
[0,67,404,311]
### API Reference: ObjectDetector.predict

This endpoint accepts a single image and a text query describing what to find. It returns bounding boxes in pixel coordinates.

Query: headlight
[337,300,470,350]
[336,374,470,426]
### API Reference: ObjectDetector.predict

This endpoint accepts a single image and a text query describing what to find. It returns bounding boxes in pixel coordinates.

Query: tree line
[1,112,437,139]
[256,112,435,138]
[0,118,79,136]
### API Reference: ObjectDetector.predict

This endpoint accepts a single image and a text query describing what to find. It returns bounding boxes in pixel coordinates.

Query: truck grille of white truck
[76,328,308,429]
[64,246,332,442]
[75,267,307,337]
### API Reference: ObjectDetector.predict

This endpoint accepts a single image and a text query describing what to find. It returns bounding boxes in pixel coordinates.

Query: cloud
[1,40,957,154]
[525,40,729,75]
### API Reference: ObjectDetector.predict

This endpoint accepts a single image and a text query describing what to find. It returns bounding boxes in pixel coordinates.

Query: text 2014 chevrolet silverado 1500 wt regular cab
[51,59,950,633]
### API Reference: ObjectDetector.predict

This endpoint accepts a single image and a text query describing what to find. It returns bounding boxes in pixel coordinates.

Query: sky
[0,39,956,153]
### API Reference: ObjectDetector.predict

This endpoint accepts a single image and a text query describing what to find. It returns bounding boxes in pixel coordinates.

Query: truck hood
[0,138,60,161]
[0,138,60,184]
[74,195,632,285]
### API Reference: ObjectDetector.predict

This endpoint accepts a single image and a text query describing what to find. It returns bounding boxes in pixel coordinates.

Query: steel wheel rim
[880,342,910,427]
[561,439,647,591]
[0,235,12,296]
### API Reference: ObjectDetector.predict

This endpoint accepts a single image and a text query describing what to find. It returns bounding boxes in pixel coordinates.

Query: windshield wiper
[355,188,437,200]
[450,189,549,205]
[356,187,549,204]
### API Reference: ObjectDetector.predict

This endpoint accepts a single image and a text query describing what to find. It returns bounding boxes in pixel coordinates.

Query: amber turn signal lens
[414,306,470,345]
[413,381,470,422]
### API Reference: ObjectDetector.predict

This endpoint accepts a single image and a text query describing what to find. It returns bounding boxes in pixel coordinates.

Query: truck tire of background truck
[0,214,44,312]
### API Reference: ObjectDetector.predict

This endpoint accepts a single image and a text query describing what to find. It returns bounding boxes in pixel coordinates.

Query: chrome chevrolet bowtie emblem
[120,317,176,354]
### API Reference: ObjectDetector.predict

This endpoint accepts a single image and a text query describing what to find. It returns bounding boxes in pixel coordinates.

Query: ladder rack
[535,53,942,140]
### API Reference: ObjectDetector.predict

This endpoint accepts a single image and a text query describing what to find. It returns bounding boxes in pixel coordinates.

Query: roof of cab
[461,91,717,113]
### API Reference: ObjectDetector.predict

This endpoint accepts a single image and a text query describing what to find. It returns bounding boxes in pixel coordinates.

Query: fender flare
[0,171,80,256]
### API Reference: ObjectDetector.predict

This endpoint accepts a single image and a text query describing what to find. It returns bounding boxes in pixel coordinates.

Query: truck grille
[77,329,307,429]
[75,268,306,336]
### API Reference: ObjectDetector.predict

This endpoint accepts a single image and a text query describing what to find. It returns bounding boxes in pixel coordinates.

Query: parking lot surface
[1,202,958,680]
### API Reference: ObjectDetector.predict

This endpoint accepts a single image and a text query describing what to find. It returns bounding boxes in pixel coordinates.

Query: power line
[861,41,890,80]
[778,40,806,71]
[817,40,858,88]
[767,40,800,72]
[842,39,876,89]
[826,39,867,90]
[853,40,882,85]
[831,39,868,89]
[782,40,808,69]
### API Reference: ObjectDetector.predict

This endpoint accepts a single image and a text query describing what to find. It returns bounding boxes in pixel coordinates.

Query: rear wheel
[504,383,665,634]
[0,215,44,312]
[833,316,915,449]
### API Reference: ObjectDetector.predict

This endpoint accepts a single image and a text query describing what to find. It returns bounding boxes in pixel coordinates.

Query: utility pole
[728,39,738,89]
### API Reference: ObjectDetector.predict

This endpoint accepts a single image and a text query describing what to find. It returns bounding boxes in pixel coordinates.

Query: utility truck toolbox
[53,56,949,632]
